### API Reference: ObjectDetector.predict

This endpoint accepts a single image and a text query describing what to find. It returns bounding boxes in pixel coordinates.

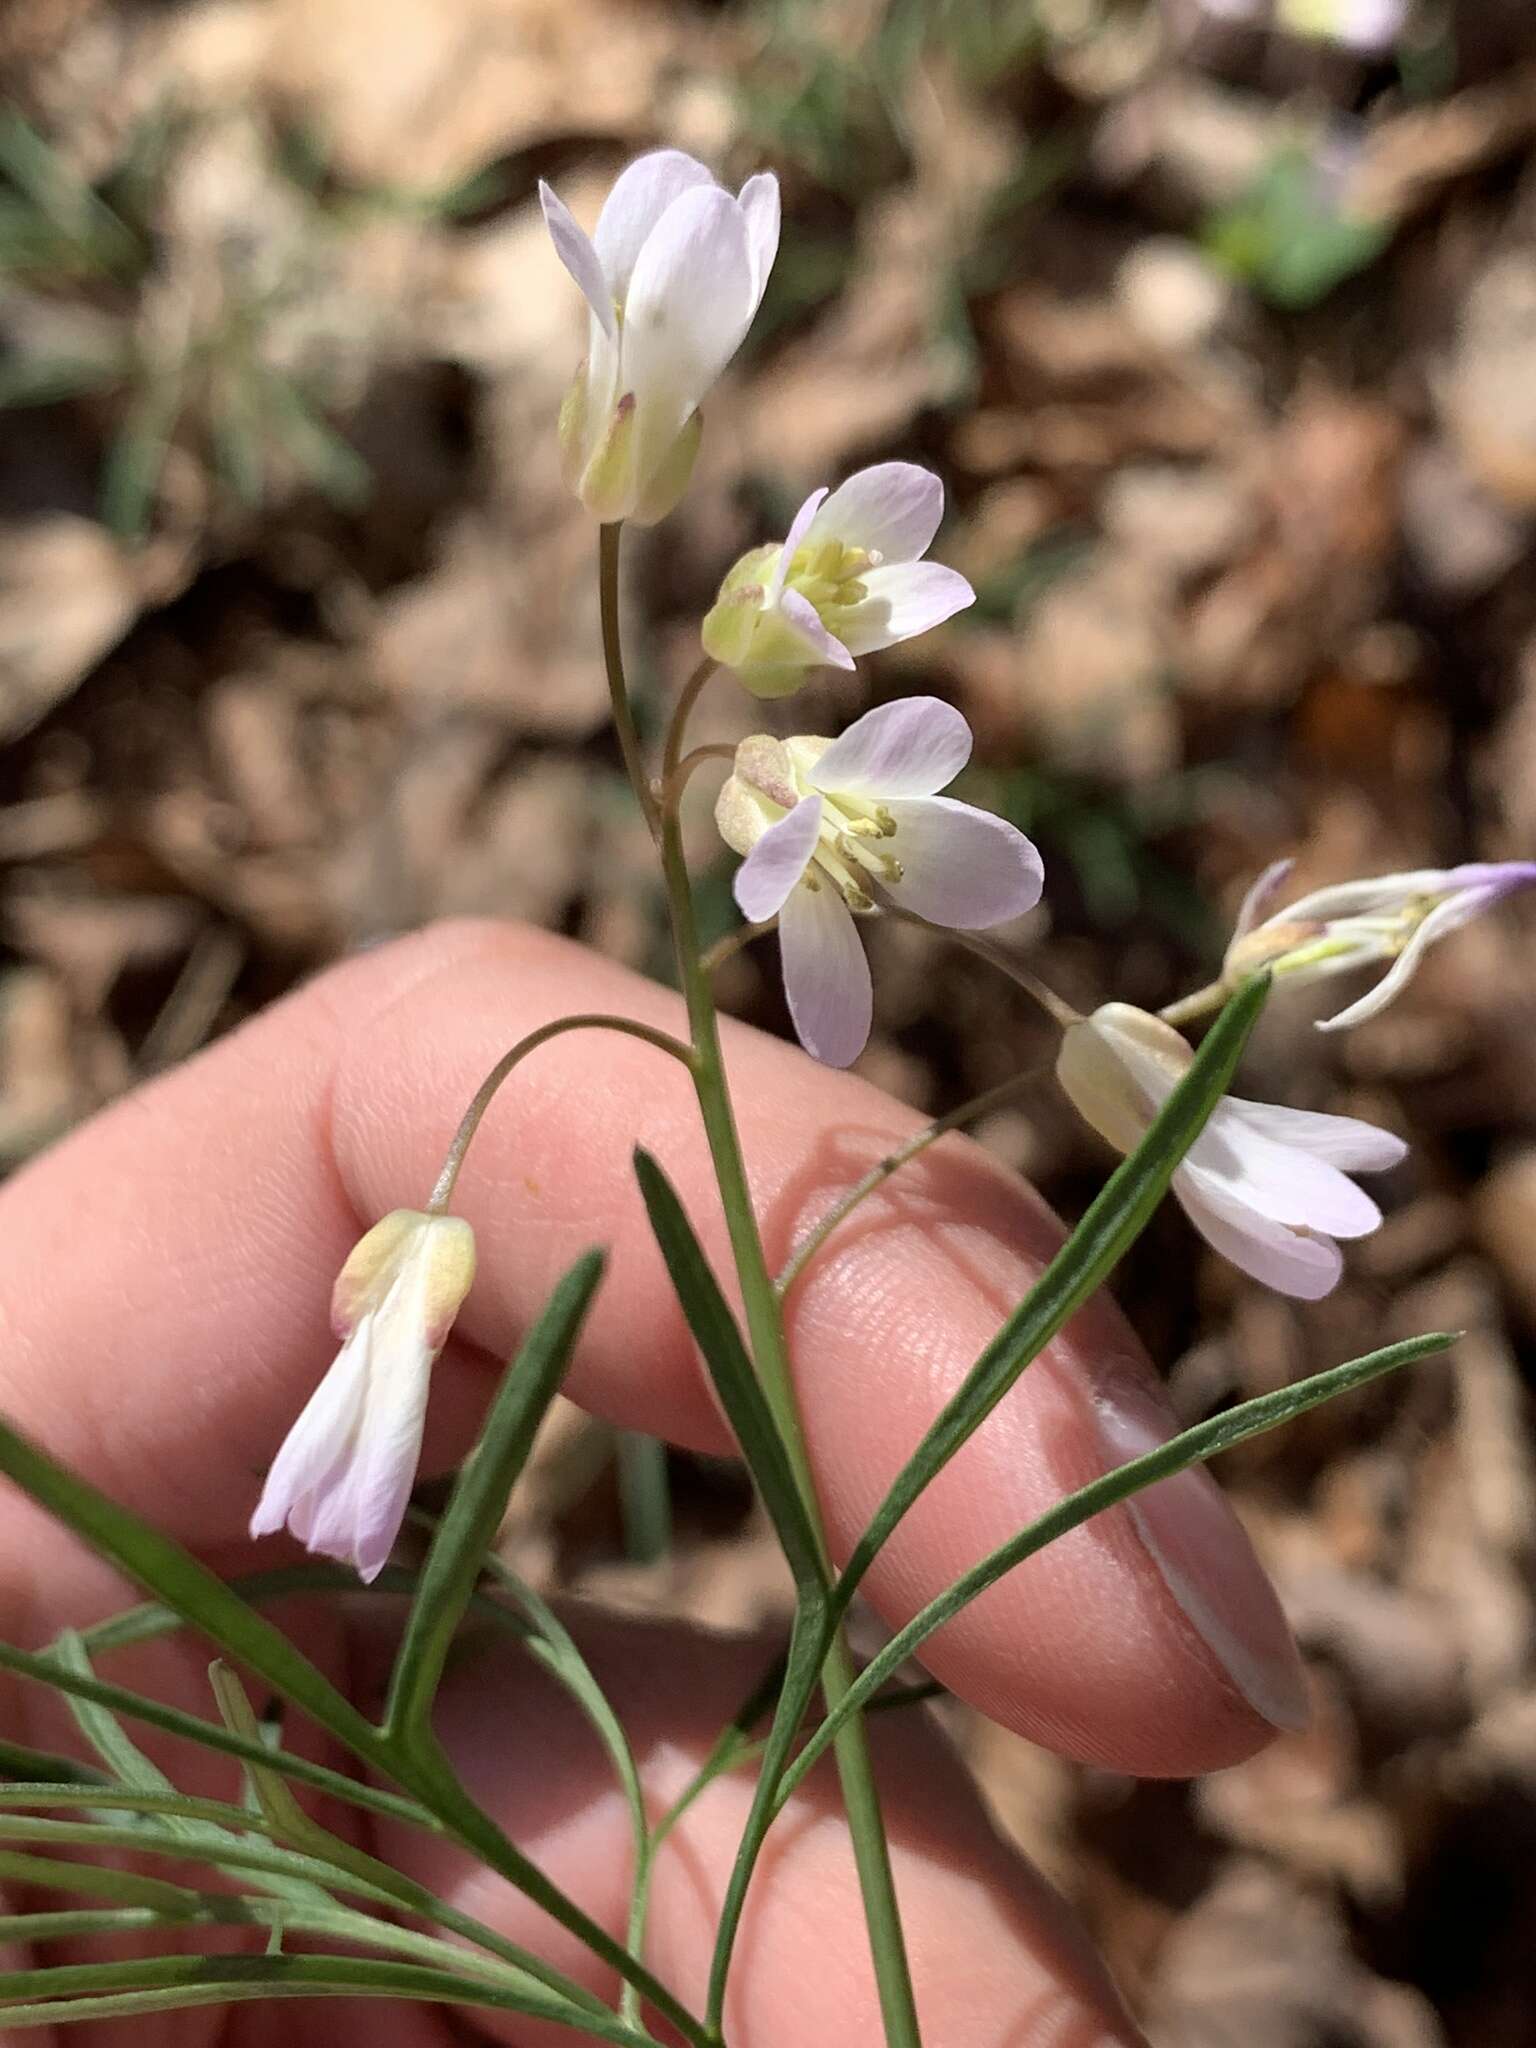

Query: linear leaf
[833,972,1271,1614]
[384,1250,605,1747]
[0,1849,201,1915]
[0,1415,382,1765]
[0,1640,423,1828]
[0,1740,107,1787]
[632,1150,825,1598]
[778,1331,1454,1805]
[0,1953,653,2044]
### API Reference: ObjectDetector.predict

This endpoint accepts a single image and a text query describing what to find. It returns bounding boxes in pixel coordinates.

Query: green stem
[598,525,922,2045]
[616,1431,672,1564]
[600,523,662,840]
[428,1012,695,1213]
[776,1065,1048,1302]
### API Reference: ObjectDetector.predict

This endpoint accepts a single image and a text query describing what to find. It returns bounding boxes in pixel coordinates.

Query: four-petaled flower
[701,464,976,698]
[540,149,780,526]
[1056,1002,1406,1299]
[716,697,1043,1067]
[1224,859,1536,1031]
[250,1209,476,1582]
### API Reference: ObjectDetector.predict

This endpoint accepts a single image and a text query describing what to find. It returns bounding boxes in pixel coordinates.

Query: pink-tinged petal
[778,879,872,1067]
[249,1326,370,1540]
[881,795,1044,928]
[733,794,823,922]
[1176,1165,1345,1301]
[1230,857,1296,943]
[807,462,944,563]
[835,561,976,655]
[1190,1103,1385,1238]
[1217,1097,1408,1174]
[539,182,617,338]
[776,586,855,669]
[622,185,755,470]
[767,487,829,604]
[810,695,973,798]
[593,149,714,299]
[736,171,781,305]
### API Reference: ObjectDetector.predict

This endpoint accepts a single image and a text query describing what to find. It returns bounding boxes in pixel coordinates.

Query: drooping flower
[716,696,1043,1066]
[1056,1002,1405,1299]
[1223,859,1536,1032]
[250,1210,476,1581]
[701,463,975,697]
[540,149,779,526]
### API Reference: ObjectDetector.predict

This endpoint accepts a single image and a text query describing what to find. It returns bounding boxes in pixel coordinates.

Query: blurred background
[4,0,1536,2039]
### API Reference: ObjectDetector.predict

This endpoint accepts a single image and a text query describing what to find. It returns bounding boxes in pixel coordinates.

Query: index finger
[0,918,1306,1772]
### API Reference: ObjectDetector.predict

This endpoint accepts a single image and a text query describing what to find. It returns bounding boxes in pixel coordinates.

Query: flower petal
[593,149,714,299]
[1230,857,1296,943]
[767,487,829,604]
[807,462,944,563]
[249,1327,369,1540]
[539,182,616,338]
[736,171,781,305]
[778,879,872,1067]
[1190,1102,1386,1238]
[1215,1097,1408,1174]
[776,587,855,669]
[1176,1165,1345,1300]
[881,795,1045,928]
[835,562,976,655]
[621,185,755,476]
[733,793,823,921]
[810,695,973,798]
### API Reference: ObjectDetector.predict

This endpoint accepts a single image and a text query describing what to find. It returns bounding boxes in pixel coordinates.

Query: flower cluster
[250,146,1532,1588]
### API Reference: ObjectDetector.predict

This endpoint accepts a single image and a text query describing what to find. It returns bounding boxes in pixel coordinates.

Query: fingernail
[1091,1384,1310,1733]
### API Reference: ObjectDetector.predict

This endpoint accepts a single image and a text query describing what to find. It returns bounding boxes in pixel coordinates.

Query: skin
[0,919,1310,2048]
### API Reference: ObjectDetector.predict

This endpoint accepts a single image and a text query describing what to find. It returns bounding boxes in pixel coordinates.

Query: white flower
[1201,0,1407,50]
[250,1210,476,1581]
[717,696,1043,1067]
[540,149,779,525]
[1224,858,1536,1031]
[1056,1003,1405,1299]
[701,463,975,697]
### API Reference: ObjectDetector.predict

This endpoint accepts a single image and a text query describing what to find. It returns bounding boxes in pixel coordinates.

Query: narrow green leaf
[0,1639,423,1829]
[0,1953,654,2044]
[629,1149,834,2026]
[632,1150,825,1598]
[0,1741,107,1787]
[778,1331,1455,1807]
[0,1415,383,1765]
[0,1908,166,1943]
[51,1631,182,1811]
[0,1814,396,1909]
[383,1250,605,1748]
[0,1849,201,1915]
[833,973,1271,1615]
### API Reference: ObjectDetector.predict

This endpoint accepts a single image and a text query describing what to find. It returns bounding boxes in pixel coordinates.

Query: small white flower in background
[1224,859,1536,1031]
[250,1210,477,1582]
[701,463,976,697]
[716,696,1043,1067]
[540,149,779,526]
[1198,0,1407,51]
[1056,1003,1405,1300]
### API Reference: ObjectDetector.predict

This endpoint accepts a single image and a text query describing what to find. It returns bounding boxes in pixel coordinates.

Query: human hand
[0,918,1308,2047]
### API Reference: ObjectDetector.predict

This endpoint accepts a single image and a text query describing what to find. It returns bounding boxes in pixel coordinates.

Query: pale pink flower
[250,1210,476,1581]
[540,150,779,525]
[701,463,975,697]
[1226,859,1536,1031]
[1057,1002,1405,1299]
[717,697,1043,1067]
